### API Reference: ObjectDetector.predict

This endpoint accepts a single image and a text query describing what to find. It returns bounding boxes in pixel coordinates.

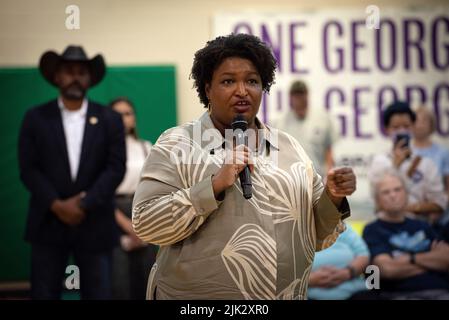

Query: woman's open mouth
[233,100,251,113]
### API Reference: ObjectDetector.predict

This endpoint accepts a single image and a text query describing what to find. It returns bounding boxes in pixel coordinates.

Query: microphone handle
[234,130,252,199]
[239,166,252,199]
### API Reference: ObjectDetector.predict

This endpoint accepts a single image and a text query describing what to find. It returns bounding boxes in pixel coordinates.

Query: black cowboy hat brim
[39,50,106,87]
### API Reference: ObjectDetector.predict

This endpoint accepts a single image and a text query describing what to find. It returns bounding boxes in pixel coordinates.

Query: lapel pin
[89,116,98,125]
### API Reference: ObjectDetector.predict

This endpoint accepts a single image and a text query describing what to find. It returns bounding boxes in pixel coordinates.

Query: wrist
[393,155,404,168]
[79,197,87,212]
[409,252,416,265]
[212,175,226,200]
[50,199,62,212]
[346,265,357,279]
[412,203,421,213]
[325,187,343,208]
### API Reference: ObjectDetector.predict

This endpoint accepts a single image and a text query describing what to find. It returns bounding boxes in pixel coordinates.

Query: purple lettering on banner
[351,20,370,73]
[323,21,344,73]
[376,19,397,72]
[378,86,399,136]
[234,23,253,35]
[433,83,449,136]
[403,18,426,70]
[325,87,347,136]
[353,87,373,139]
[261,23,282,73]
[406,85,427,106]
[432,16,449,70]
[289,22,308,74]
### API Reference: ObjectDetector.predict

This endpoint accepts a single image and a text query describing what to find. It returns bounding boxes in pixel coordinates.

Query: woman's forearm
[416,250,449,272]
[375,255,426,279]
[348,256,369,276]
[133,176,221,246]
[407,201,443,215]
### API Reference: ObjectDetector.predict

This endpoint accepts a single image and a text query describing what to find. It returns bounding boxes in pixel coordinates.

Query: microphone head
[231,114,248,131]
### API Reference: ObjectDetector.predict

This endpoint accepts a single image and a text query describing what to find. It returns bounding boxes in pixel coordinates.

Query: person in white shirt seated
[368,101,447,226]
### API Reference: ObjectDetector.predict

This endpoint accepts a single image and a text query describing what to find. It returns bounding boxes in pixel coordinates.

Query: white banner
[213,8,449,220]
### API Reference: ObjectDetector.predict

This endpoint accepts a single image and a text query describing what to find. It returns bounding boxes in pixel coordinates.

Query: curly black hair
[383,101,416,128]
[190,33,277,108]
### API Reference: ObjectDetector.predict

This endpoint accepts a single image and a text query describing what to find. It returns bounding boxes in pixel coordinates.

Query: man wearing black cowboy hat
[18,45,126,299]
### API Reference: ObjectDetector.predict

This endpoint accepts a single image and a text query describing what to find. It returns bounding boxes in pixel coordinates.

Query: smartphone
[394,133,410,149]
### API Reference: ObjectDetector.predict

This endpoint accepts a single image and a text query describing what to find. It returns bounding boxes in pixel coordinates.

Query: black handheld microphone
[231,115,252,199]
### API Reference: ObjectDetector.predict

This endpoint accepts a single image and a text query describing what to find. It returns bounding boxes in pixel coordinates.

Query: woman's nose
[236,82,248,97]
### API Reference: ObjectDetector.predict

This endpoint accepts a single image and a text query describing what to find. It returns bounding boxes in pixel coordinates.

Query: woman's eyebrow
[218,72,235,76]
[218,71,259,76]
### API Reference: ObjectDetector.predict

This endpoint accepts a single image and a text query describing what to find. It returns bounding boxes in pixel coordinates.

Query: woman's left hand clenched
[326,167,356,198]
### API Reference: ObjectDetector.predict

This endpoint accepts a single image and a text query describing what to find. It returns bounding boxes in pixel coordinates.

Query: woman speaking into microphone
[132,33,356,300]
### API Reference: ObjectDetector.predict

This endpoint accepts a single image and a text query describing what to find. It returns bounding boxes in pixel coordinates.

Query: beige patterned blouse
[132,112,349,300]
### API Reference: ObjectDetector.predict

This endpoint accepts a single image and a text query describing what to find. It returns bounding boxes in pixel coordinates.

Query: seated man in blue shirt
[363,169,449,299]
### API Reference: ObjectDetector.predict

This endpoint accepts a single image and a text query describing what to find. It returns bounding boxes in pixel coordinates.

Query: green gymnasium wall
[0,65,177,281]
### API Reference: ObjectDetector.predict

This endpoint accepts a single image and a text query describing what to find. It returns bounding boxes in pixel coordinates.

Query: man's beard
[61,82,87,100]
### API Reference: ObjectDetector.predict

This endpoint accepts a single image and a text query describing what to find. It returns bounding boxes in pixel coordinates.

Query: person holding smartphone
[368,101,447,225]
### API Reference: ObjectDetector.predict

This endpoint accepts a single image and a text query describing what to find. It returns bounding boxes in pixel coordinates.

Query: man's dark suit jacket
[18,99,126,251]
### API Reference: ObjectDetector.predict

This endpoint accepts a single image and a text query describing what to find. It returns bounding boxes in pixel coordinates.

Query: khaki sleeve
[311,163,350,251]
[314,192,350,251]
[132,132,221,246]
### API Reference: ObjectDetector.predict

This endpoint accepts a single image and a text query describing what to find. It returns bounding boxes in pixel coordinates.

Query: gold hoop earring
[207,102,212,114]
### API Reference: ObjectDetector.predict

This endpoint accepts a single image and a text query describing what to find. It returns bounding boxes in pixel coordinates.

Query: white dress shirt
[58,97,88,181]
[116,135,152,195]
